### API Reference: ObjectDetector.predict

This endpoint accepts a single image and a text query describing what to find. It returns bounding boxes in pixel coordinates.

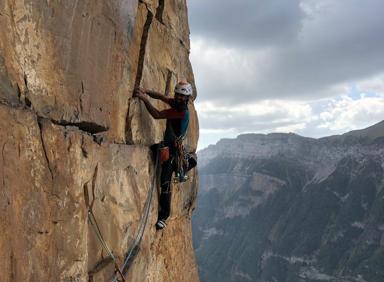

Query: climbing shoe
[173,174,189,183]
[173,170,189,183]
[156,219,167,230]
[186,153,197,172]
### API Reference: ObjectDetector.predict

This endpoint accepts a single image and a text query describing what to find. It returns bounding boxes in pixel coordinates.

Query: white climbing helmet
[174,81,193,96]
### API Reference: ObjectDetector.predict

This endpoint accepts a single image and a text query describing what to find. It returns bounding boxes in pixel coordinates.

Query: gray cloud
[189,0,384,149]
[189,0,304,48]
[197,99,313,134]
[189,0,384,105]
[263,0,384,98]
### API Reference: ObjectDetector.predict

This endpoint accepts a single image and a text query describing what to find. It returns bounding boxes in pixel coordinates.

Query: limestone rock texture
[0,1,199,281]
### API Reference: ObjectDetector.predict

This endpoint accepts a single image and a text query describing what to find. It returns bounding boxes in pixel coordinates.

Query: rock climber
[134,81,197,230]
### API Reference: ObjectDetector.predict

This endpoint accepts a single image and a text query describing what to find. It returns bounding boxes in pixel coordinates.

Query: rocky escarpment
[0,1,198,281]
[194,122,384,282]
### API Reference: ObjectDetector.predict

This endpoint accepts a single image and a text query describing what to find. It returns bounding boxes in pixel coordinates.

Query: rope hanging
[111,151,160,282]
[85,165,126,282]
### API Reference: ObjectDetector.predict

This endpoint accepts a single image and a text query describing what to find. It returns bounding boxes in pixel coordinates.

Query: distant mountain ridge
[343,120,384,139]
[193,121,384,282]
[198,120,384,174]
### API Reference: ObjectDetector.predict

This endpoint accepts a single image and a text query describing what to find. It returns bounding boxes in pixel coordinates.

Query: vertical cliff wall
[0,0,199,281]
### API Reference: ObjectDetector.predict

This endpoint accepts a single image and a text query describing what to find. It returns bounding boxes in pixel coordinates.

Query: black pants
[158,156,175,221]
[157,151,197,222]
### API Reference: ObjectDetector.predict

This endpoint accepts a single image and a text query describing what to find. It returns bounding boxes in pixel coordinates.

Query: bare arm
[143,89,172,104]
[136,93,167,119]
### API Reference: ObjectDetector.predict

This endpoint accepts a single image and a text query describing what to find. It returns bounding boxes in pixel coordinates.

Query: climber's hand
[133,88,145,99]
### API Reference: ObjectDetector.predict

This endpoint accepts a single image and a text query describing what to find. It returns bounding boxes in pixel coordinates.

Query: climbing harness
[84,166,126,282]
[111,150,160,282]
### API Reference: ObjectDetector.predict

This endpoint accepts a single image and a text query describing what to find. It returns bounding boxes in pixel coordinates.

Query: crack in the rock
[23,73,28,90]
[1,100,108,144]
[91,164,98,197]
[24,97,32,108]
[3,68,107,136]
[81,135,88,158]
[179,38,188,51]
[73,259,83,262]
[37,230,49,235]
[138,0,149,8]
[125,4,154,143]
[83,181,90,208]
[22,73,32,108]
[134,8,153,90]
[1,142,7,189]
[37,118,54,181]
[37,112,108,138]
[84,164,98,209]
[51,119,108,135]
[80,80,84,113]
[10,251,15,282]
[155,0,165,24]
[16,83,21,100]
[17,143,21,157]
[164,68,172,96]
[66,133,73,152]
[6,71,30,108]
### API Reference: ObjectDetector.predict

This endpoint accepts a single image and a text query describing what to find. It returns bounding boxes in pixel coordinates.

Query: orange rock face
[0,0,199,281]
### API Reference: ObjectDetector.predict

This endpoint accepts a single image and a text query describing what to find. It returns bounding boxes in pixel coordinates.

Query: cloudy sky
[187,0,384,150]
